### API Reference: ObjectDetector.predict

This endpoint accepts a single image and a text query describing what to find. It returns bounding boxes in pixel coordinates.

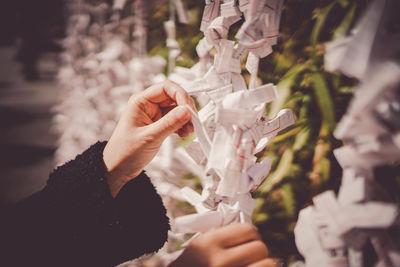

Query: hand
[169,223,281,267]
[103,81,195,197]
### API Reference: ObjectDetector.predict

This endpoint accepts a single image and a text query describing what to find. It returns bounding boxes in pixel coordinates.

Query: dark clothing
[0,141,170,267]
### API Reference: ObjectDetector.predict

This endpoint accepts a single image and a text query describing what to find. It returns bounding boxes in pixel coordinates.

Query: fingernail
[176,106,190,120]
[274,260,284,267]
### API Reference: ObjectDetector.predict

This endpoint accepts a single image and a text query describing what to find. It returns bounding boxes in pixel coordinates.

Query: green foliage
[252,0,370,262]
[146,0,374,263]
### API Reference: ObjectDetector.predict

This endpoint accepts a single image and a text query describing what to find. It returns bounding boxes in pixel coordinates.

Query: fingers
[177,121,194,137]
[224,240,269,267]
[208,223,268,267]
[246,258,283,267]
[145,105,192,141]
[138,81,196,138]
[141,80,195,110]
[170,223,274,267]
[214,223,261,248]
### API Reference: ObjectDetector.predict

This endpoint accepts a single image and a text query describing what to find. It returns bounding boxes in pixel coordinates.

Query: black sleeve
[0,141,170,267]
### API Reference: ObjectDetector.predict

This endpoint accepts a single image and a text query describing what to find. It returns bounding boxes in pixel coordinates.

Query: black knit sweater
[0,141,170,267]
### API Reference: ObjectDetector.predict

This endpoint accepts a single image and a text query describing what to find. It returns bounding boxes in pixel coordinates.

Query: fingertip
[146,105,191,140]
[177,122,193,137]
[165,80,190,105]
[183,120,194,131]
[177,129,187,137]
[175,105,191,122]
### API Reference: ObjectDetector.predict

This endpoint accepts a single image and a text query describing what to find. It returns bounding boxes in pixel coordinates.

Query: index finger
[141,80,195,110]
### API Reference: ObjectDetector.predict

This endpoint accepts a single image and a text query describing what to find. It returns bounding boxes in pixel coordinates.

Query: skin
[103,80,195,197]
[102,81,279,267]
[169,223,280,267]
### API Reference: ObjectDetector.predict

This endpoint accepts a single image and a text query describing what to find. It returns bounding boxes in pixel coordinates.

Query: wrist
[103,146,141,197]
[105,168,143,198]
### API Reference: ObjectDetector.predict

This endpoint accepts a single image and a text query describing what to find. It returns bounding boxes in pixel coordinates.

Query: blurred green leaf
[293,127,311,152]
[258,148,294,194]
[281,183,296,219]
[309,66,336,135]
[268,64,307,117]
[311,0,348,59]
[332,2,357,40]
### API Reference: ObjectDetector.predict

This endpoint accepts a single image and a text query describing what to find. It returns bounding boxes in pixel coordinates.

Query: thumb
[146,105,191,141]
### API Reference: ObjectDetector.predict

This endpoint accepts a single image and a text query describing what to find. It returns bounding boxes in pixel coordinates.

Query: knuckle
[128,93,140,106]
[164,116,177,131]
[138,129,157,146]
[142,134,157,145]
[195,230,220,249]
[165,80,184,93]
[193,233,211,247]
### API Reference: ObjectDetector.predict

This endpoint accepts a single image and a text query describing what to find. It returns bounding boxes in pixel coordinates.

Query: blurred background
[0,0,65,204]
[1,0,399,264]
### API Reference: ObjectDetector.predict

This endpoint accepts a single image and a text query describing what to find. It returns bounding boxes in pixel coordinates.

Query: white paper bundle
[295,0,400,266]
[159,0,292,237]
